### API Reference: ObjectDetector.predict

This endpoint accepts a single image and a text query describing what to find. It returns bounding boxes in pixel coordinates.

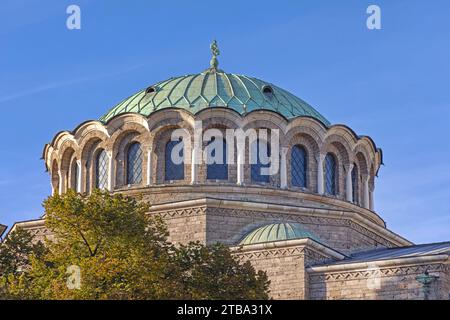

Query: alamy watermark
[366,263,381,290]
[66,5,81,30]
[169,121,280,176]
[367,5,382,30]
[65,5,381,31]
[66,265,81,290]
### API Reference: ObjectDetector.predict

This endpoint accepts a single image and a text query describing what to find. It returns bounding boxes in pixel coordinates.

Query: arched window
[251,139,270,183]
[165,139,184,181]
[95,149,109,190]
[352,164,359,204]
[206,137,228,180]
[291,145,307,188]
[126,142,143,185]
[71,160,78,191]
[325,153,337,195]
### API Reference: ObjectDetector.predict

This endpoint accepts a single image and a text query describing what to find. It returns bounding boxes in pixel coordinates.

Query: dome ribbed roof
[239,222,321,245]
[99,71,330,125]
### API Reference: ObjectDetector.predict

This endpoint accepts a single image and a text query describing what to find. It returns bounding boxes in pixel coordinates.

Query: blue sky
[1,0,449,243]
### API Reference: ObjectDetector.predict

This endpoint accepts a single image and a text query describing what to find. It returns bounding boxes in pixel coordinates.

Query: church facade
[8,44,450,300]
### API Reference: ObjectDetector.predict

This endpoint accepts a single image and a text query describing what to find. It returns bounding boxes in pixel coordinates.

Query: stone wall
[156,205,208,244]
[438,268,450,300]
[234,240,341,299]
[144,197,404,254]
[205,206,395,254]
[308,259,450,300]
[14,196,404,254]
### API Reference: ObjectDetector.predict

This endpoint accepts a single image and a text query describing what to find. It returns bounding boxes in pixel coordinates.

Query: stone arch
[327,125,358,150]
[240,113,287,188]
[321,134,353,200]
[195,108,242,130]
[355,152,369,177]
[148,109,196,135]
[51,160,59,194]
[79,135,108,194]
[242,111,288,136]
[69,156,79,191]
[42,144,54,172]
[51,132,75,156]
[285,127,321,192]
[104,113,149,136]
[200,126,236,185]
[244,128,279,188]
[193,110,242,185]
[286,117,327,146]
[148,111,194,185]
[369,164,376,210]
[152,124,193,185]
[59,146,76,193]
[73,120,108,137]
[78,130,109,160]
[109,123,149,188]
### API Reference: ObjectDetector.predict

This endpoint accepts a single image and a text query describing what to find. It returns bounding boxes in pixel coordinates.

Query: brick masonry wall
[235,245,335,300]
[308,262,450,300]
[240,250,307,299]
[438,268,450,300]
[204,207,394,254]
[14,214,449,300]
[155,206,208,244]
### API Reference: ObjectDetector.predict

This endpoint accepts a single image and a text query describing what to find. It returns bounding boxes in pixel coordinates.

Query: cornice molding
[307,254,449,278]
[147,197,412,247]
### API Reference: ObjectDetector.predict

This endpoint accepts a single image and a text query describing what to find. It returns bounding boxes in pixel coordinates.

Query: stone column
[107,151,115,192]
[191,146,200,184]
[76,160,82,193]
[58,169,66,195]
[280,147,288,189]
[191,121,202,185]
[345,163,354,203]
[317,154,325,194]
[363,175,370,209]
[146,148,153,186]
[79,159,87,194]
[237,144,245,186]
[369,185,375,211]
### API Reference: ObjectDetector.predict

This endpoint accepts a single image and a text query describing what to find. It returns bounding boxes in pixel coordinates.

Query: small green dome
[99,71,330,125]
[239,222,321,246]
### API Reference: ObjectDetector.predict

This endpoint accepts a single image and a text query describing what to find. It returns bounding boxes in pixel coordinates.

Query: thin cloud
[0,63,145,104]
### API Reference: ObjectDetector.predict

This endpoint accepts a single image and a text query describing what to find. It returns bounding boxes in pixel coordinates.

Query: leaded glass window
[352,164,359,204]
[165,139,184,181]
[206,137,228,180]
[325,153,337,195]
[126,142,143,185]
[291,145,307,188]
[251,140,270,183]
[96,149,109,190]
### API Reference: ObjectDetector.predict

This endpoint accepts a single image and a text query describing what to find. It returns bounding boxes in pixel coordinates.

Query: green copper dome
[239,222,321,246]
[99,71,330,125]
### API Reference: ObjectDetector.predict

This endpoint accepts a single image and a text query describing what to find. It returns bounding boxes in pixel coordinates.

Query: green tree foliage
[0,227,46,298]
[174,243,270,299]
[0,190,269,300]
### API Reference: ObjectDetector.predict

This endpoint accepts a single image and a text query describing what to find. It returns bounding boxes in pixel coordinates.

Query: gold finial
[210,40,220,70]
